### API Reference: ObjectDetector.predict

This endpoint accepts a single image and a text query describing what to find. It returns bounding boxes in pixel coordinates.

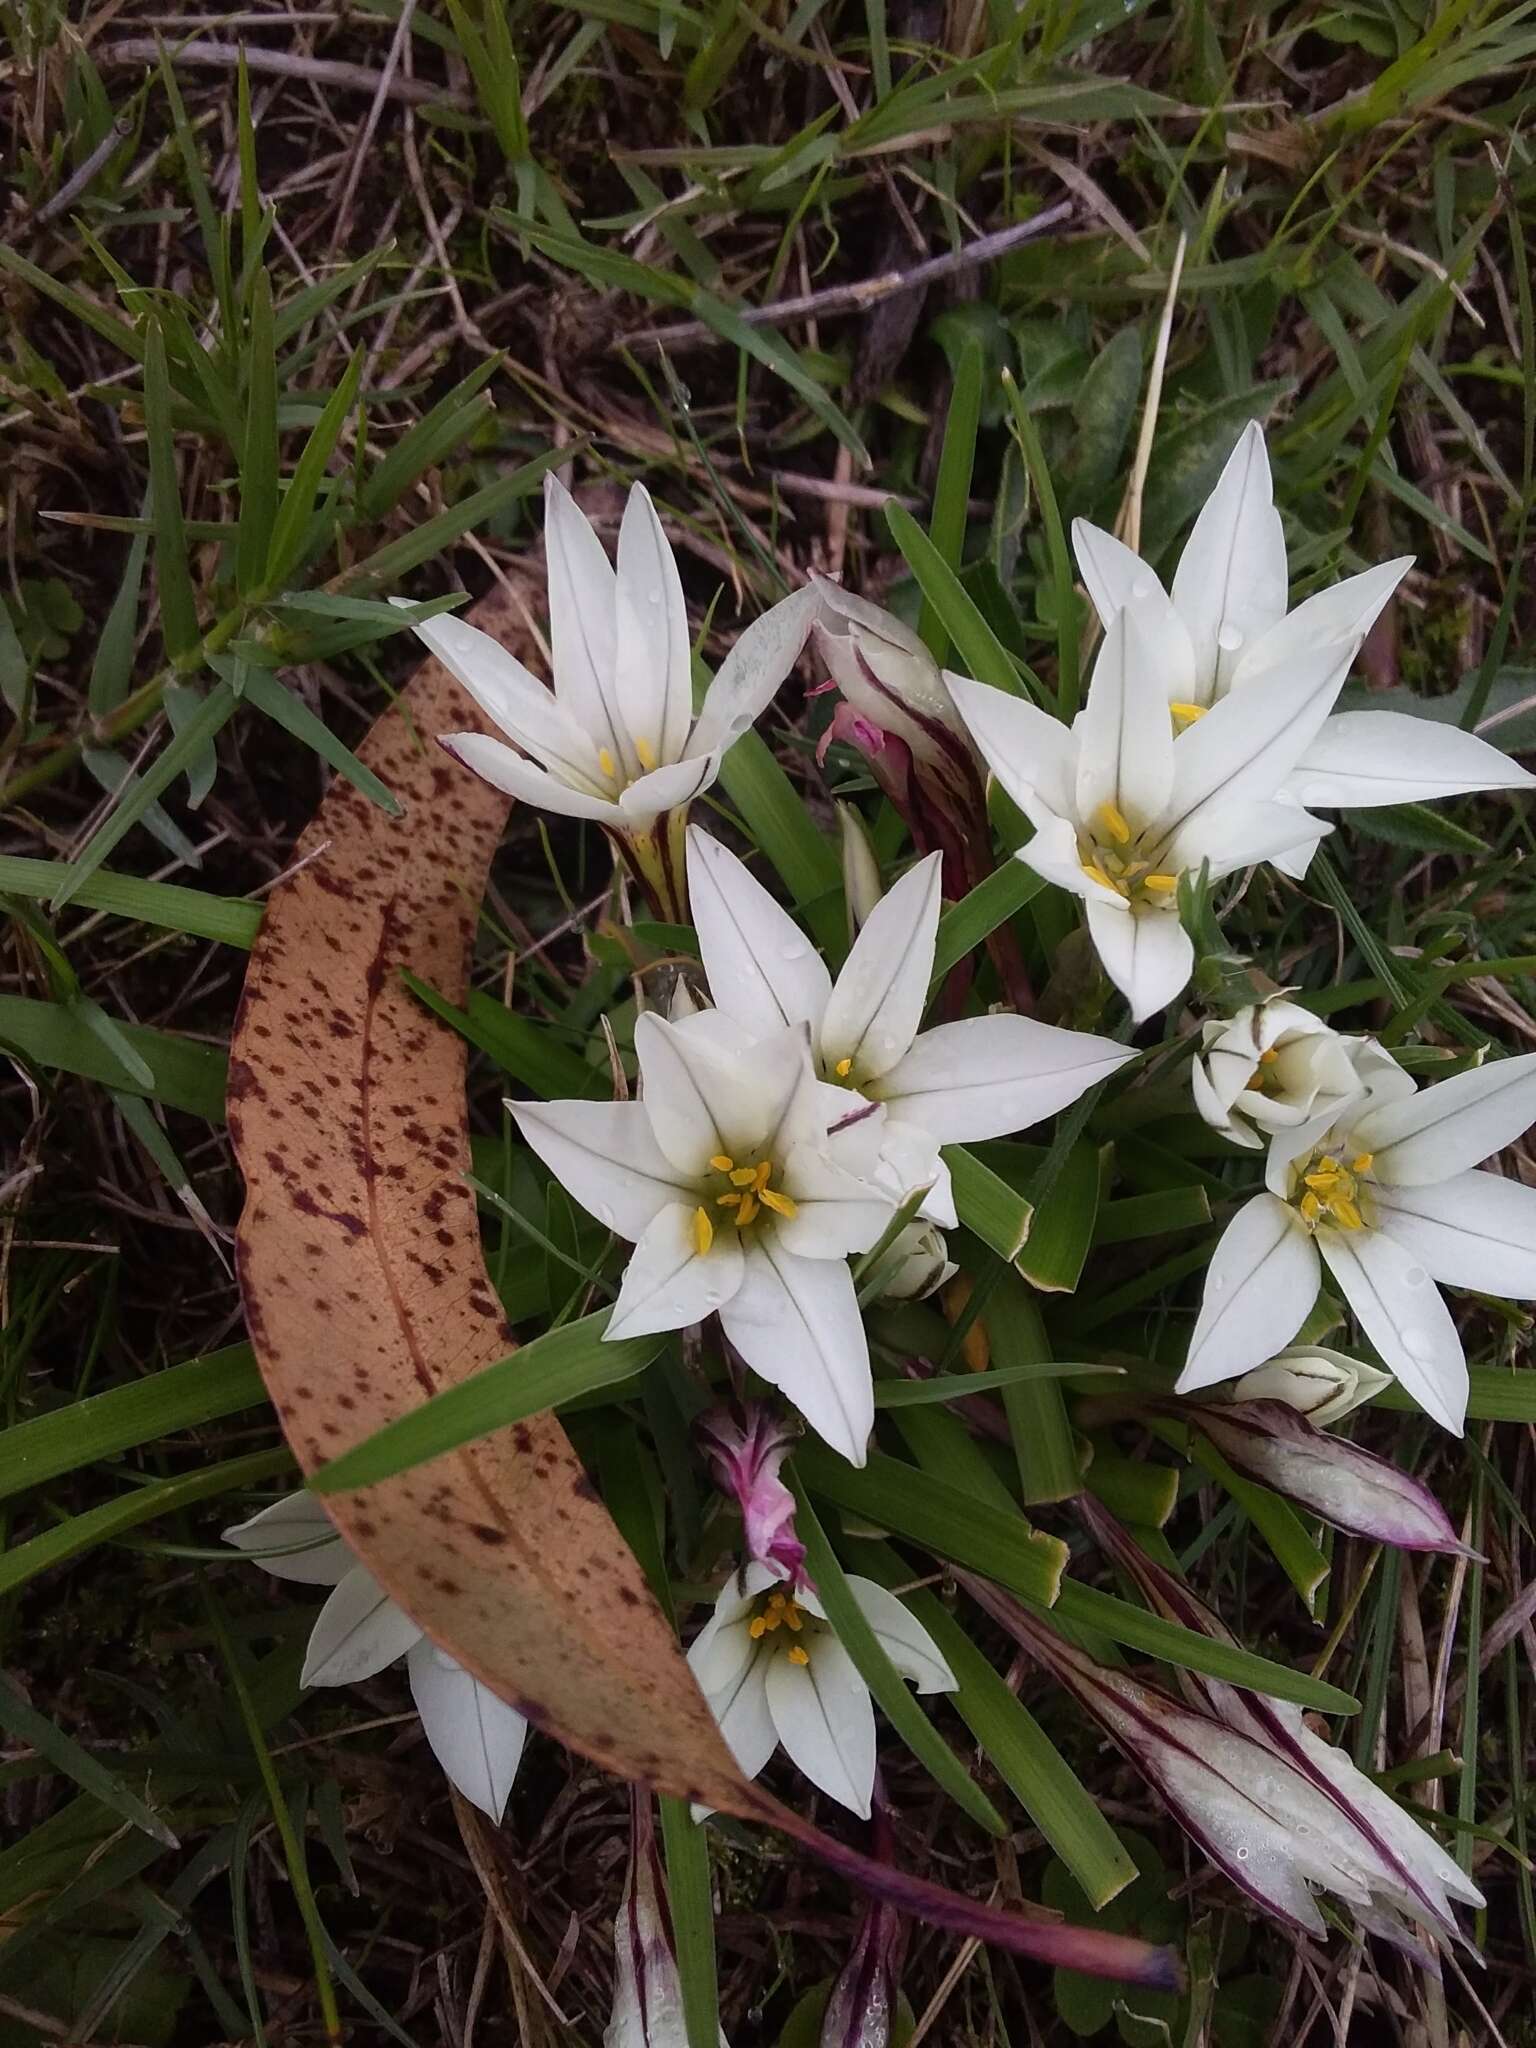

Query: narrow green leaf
[1001,367,1080,718]
[943,1144,1033,1262]
[0,1678,178,1847]
[659,1799,722,2048]
[356,353,502,525]
[886,499,1035,699]
[339,446,569,593]
[402,971,602,1098]
[142,320,200,662]
[309,1313,664,1492]
[1079,1446,1179,1530]
[81,745,203,869]
[233,665,401,815]
[715,729,844,948]
[0,995,227,1120]
[0,857,259,947]
[987,1270,1082,1505]
[930,859,1044,987]
[88,493,152,716]
[0,244,146,362]
[919,331,984,662]
[792,1483,1006,1834]
[156,41,232,324]
[236,267,280,597]
[1015,1141,1102,1294]
[0,1446,293,1599]
[0,1345,266,1504]
[795,1443,1067,1607]
[266,348,364,584]
[873,1361,1118,1406]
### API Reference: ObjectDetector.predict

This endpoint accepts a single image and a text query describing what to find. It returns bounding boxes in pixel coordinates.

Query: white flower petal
[1169,423,1289,699]
[303,1563,422,1687]
[1245,558,1413,675]
[820,854,941,1080]
[511,1097,689,1240]
[689,584,819,755]
[223,1492,350,1586]
[613,483,693,766]
[1165,797,1332,882]
[873,1014,1133,1144]
[686,828,832,1036]
[1071,519,1155,630]
[1177,1193,1319,1394]
[1075,598,1177,831]
[765,1632,876,1817]
[774,1143,894,1259]
[407,1639,527,1821]
[846,1577,955,1692]
[719,1243,874,1466]
[1018,812,1115,905]
[1084,899,1194,1023]
[689,1631,778,1783]
[439,734,627,823]
[1374,1171,1536,1298]
[616,752,720,821]
[542,474,624,761]
[1286,710,1536,809]
[1316,1226,1467,1435]
[408,609,606,790]
[946,673,1078,820]
[1355,1051,1536,1187]
[1157,639,1357,845]
[876,1118,957,1226]
[689,1608,756,1699]
[607,1202,746,1338]
[634,1013,811,1172]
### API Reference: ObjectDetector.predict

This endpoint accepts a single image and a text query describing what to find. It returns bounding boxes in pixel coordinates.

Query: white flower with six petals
[224,1493,526,1821]
[686,1562,956,1818]
[1178,1052,1536,1434]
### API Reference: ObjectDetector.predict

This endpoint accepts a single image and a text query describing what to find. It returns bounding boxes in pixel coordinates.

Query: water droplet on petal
[1218,625,1245,652]
[1403,1265,1428,1289]
[1132,571,1158,599]
[647,588,662,606]
[1236,1846,1250,1862]
[779,942,807,962]
[593,1203,615,1228]
[1211,1274,1227,1294]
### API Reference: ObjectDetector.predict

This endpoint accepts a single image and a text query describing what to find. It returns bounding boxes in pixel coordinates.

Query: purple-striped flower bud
[696,1404,807,1589]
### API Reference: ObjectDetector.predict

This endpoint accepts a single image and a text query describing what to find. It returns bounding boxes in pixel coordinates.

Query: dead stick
[99,37,467,106]
[617,199,1078,349]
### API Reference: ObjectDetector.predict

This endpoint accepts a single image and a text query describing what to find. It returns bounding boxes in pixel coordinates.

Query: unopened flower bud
[837,802,884,935]
[1232,1347,1390,1428]
[696,1404,807,1588]
[607,1795,728,2047]
[821,1896,903,2048]
[875,1222,957,1302]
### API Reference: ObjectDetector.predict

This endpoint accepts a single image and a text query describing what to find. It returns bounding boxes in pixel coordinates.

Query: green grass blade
[0,995,227,1119]
[930,859,1044,986]
[988,1269,1083,1505]
[0,1678,179,1847]
[886,499,1036,699]
[234,666,402,816]
[1001,367,1080,718]
[919,329,984,661]
[142,320,200,664]
[338,446,569,594]
[0,857,260,946]
[658,1798,721,2048]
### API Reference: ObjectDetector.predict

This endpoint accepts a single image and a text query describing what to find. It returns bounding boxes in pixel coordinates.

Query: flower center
[1291,1147,1374,1232]
[696,1151,799,1243]
[597,736,660,788]
[1170,702,1207,730]
[1078,802,1179,907]
[747,1586,812,1664]
[1243,1046,1281,1092]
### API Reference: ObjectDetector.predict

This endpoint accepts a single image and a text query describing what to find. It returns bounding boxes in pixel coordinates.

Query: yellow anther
[691,1206,714,1257]
[748,1616,767,1639]
[752,1161,772,1190]
[635,738,657,771]
[709,1153,735,1173]
[759,1188,799,1220]
[735,1193,759,1227]
[1319,1156,1340,1174]
[787,1643,810,1666]
[598,748,616,779]
[1097,801,1132,845]
[1304,1169,1342,1192]
[1170,702,1208,726]
[730,1164,760,1187]
[1081,861,1123,894]
[784,1604,803,1630]
[1351,1153,1373,1175]
[1300,1191,1323,1224]
[834,1056,854,1078]
[1142,873,1179,894]
[1331,1196,1363,1231]
[717,1192,742,1209]
[1259,1047,1279,1065]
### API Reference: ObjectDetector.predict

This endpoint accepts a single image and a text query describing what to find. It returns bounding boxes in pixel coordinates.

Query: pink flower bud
[696,1404,807,1589]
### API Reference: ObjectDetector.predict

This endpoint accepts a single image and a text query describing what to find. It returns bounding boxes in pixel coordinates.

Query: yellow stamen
[1330,1196,1363,1231]
[1300,1191,1323,1224]
[1259,1047,1279,1066]
[1097,800,1132,845]
[1142,873,1179,894]
[692,1206,714,1257]
[717,1192,742,1209]
[759,1188,799,1219]
[1304,1169,1343,1192]
[1082,861,1123,894]
[784,1605,803,1631]
[735,1193,759,1227]
[598,748,616,779]
[834,1056,853,1078]
[748,1616,767,1639]
[787,1643,810,1666]
[709,1153,735,1173]
[752,1161,772,1191]
[730,1164,760,1187]
[635,737,657,771]
[1170,702,1207,726]
[1351,1153,1373,1175]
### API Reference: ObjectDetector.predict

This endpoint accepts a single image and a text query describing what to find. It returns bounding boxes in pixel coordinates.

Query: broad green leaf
[308,1312,665,1491]
[1015,1141,1103,1294]
[943,1144,1033,1262]
[987,1269,1083,1504]
[715,729,844,952]
[402,971,603,1098]
[0,995,227,1119]
[929,856,1045,987]
[659,1798,721,2048]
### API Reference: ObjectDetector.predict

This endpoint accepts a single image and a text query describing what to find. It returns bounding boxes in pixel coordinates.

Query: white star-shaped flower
[225,1493,526,1821]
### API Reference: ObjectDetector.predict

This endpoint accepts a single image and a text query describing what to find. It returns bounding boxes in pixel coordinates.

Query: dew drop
[1403,1264,1428,1290]
[647,588,662,607]
[1236,1846,1250,1862]
[779,941,807,962]
[1217,625,1245,653]
[1297,1823,1310,1837]
[1132,571,1158,599]
[1211,1273,1227,1295]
